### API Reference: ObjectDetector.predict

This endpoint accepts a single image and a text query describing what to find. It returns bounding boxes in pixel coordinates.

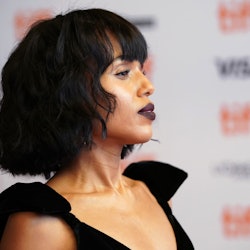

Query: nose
[137,74,155,97]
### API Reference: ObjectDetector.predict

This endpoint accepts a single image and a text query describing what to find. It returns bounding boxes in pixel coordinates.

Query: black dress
[0,161,194,249]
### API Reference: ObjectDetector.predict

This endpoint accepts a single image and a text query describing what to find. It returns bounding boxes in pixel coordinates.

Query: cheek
[105,101,132,132]
[114,95,134,119]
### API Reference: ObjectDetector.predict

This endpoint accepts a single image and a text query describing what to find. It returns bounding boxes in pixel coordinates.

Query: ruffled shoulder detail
[0,182,71,215]
[0,182,71,239]
[123,161,188,201]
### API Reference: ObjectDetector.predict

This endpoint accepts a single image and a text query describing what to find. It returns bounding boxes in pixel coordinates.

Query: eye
[115,70,130,79]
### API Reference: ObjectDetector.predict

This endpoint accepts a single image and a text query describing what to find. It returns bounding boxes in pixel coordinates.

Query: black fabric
[123,161,188,201]
[0,161,194,249]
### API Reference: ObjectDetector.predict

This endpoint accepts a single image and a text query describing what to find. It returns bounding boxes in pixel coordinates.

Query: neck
[48,143,126,194]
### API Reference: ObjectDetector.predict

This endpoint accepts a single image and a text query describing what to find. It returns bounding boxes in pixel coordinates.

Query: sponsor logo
[220,103,250,135]
[218,1,250,33]
[215,57,250,79]
[213,161,250,179]
[222,205,250,237]
[14,9,52,39]
[129,17,155,29]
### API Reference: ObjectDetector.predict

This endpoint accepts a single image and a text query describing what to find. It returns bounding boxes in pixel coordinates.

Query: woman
[0,8,194,249]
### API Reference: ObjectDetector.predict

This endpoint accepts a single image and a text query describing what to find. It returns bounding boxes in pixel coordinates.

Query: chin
[141,137,153,143]
[135,133,153,144]
[120,128,153,144]
[124,135,152,145]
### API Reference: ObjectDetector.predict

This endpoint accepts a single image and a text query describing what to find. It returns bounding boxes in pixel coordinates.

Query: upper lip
[138,103,155,113]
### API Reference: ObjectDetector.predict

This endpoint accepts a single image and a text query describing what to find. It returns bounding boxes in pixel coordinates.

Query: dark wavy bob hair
[0,8,148,177]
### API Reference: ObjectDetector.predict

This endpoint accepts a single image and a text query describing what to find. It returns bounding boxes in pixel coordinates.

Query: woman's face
[98,38,155,146]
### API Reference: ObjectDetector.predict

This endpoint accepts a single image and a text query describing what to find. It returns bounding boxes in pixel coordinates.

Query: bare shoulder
[0,212,76,250]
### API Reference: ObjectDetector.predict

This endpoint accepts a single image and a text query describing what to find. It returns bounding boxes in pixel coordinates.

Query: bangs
[77,9,148,71]
[114,24,148,65]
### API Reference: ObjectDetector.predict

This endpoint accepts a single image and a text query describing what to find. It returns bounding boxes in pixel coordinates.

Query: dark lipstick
[138,103,156,121]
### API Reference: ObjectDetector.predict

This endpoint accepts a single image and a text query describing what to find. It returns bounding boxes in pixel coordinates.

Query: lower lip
[138,111,156,121]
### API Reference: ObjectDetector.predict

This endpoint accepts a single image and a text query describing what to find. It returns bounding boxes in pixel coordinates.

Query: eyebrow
[112,55,124,62]
[110,56,128,67]
[111,56,144,69]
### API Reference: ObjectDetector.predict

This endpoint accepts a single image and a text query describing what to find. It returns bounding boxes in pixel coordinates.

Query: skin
[0,37,177,250]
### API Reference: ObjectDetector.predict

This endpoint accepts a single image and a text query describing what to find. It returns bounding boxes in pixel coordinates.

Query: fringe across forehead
[62,9,148,72]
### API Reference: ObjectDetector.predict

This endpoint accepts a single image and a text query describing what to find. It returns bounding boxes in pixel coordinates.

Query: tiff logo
[215,57,250,79]
[218,0,250,32]
[220,103,250,135]
[14,9,52,39]
[222,206,250,237]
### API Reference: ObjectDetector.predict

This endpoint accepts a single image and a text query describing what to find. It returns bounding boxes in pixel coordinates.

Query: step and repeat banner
[1,1,250,249]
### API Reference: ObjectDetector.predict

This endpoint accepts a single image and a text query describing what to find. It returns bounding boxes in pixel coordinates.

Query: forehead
[107,33,122,58]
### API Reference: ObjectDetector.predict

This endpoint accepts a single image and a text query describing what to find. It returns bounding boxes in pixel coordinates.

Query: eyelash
[115,69,146,77]
[115,70,130,78]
